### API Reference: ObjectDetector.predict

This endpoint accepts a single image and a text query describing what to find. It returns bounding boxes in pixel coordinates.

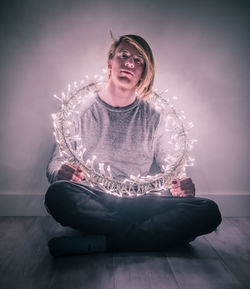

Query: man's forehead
[116,41,143,57]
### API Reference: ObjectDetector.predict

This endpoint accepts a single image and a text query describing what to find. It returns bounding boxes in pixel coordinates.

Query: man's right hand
[56,163,84,183]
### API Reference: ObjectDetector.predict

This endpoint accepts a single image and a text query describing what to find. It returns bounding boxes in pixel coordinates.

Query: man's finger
[75,171,84,180]
[71,174,81,182]
[180,190,195,197]
[61,164,76,173]
[171,188,195,196]
[171,190,179,196]
[75,171,83,178]
[171,187,183,196]
[56,173,70,181]
[172,178,193,189]
[180,183,195,191]
[180,178,192,186]
[57,170,70,179]
[171,179,181,189]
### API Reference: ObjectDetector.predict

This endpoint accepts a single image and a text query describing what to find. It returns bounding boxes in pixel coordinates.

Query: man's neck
[99,81,137,108]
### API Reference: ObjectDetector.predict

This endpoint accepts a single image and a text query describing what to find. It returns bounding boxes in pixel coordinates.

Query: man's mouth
[120,70,134,77]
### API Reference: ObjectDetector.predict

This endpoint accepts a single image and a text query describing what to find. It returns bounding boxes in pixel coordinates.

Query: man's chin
[117,78,138,89]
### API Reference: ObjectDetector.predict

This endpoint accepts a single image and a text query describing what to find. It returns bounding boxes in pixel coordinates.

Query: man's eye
[134,57,144,64]
[120,53,129,59]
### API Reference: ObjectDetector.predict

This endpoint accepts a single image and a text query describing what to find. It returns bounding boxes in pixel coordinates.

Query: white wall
[0,0,249,195]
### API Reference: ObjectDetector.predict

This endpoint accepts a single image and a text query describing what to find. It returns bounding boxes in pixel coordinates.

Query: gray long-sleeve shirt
[47,94,169,186]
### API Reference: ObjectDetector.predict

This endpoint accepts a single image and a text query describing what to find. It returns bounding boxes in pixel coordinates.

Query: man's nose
[125,57,134,68]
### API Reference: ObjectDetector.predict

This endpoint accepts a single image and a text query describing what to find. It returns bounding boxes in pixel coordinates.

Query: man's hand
[56,163,84,183]
[170,177,195,197]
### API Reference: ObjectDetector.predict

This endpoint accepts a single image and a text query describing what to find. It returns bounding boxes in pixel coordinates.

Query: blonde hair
[107,34,155,99]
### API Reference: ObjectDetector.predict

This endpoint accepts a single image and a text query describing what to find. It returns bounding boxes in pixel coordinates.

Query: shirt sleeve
[46,143,65,184]
[46,108,81,184]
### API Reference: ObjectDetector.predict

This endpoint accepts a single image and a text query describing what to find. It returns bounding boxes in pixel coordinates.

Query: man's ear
[107,59,112,69]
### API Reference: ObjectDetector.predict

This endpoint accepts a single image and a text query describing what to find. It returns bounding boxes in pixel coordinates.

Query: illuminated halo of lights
[52,72,196,197]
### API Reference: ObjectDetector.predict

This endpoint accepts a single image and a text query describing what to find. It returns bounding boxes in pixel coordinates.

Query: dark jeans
[44,181,222,252]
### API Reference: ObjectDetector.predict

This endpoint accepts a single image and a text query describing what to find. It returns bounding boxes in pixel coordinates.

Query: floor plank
[227,217,250,238]
[165,236,218,259]
[113,252,179,289]
[167,257,242,289]
[205,217,250,289]
[46,254,115,289]
[0,217,249,289]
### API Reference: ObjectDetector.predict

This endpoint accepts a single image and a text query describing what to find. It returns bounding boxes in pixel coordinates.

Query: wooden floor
[0,217,249,289]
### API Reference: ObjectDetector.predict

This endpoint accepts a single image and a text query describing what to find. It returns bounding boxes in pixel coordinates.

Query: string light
[52,72,196,197]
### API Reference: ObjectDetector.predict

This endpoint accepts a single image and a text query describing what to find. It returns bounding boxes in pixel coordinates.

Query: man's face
[108,41,145,90]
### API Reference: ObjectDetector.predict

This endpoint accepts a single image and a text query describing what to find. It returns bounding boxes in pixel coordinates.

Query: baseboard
[0,192,249,217]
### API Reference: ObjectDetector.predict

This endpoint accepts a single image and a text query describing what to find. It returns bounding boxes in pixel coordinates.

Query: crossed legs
[45,181,222,252]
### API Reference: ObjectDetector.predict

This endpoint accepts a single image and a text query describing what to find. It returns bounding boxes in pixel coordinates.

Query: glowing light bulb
[188,122,194,128]
[99,163,105,175]
[107,166,112,178]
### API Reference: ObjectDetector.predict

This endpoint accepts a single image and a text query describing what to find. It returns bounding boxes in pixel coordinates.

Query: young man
[45,35,221,257]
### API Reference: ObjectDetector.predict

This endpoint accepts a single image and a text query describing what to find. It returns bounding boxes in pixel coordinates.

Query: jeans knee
[201,198,222,230]
[44,181,73,214]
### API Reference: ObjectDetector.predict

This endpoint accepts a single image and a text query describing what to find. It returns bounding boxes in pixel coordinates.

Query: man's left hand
[170,177,195,197]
